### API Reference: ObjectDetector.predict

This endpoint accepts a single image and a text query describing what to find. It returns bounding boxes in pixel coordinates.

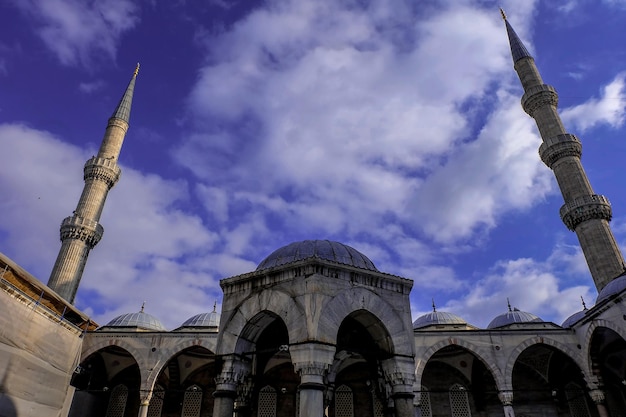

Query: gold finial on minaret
[500,7,507,21]
[134,62,140,77]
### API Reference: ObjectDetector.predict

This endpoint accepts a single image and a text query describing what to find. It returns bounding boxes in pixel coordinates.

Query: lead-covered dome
[562,310,587,328]
[596,275,626,303]
[413,311,467,329]
[257,240,378,271]
[101,310,167,331]
[180,311,220,328]
[487,308,543,329]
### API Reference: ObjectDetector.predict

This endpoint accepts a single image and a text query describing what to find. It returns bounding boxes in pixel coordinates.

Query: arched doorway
[512,344,594,417]
[234,311,296,417]
[420,345,498,417]
[69,346,140,417]
[590,327,626,415]
[152,346,217,417]
[328,310,394,417]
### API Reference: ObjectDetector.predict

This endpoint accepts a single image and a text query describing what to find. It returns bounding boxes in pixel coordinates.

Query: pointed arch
[317,287,412,356]
[415,338,503,390]
[583,319,626,377]
[503,336,588,390]
[217,288,306,355]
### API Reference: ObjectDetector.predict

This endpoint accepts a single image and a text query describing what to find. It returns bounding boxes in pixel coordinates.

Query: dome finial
[507,297,512,312]
[213,300,217,312]
[581,296,588,310]
[500,7,507,21]
[432,299,437,312]
[140,301,145,313]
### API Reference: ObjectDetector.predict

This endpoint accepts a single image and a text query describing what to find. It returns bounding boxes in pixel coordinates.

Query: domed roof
[596,275,626,303]
[413,311,467,329]
[561,310,587,328]
[487,307,543,329]
[257,240,378,271]
[180,311,220,328]
[102,309,167,331]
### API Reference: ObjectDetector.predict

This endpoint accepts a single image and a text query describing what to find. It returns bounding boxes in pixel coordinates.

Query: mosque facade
[1,12,626,417]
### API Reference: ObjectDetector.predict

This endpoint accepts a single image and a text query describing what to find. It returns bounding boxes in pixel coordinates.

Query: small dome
[562,310,587,328]
[181,311,221,328]
[102,310,167,331]
[487,308,543,329]
[596,275,626,303]
[257,240,377,271]
[413,311,467,329]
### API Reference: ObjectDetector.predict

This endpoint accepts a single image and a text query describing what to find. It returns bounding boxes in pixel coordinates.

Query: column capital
[215,356,249,393]
[498,390,514,406]
[589,388,606,405]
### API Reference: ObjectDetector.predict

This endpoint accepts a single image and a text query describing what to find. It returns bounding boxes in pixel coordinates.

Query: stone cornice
[220,258,413,295]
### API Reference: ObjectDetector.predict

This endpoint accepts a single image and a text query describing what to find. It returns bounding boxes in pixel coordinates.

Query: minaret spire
[47,65,139,303]
[502,15,626,291]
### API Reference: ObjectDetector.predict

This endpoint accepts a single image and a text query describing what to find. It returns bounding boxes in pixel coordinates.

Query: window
[258,385,277,417]
[449,384,471,417]
[565,382,590,417]
[105,385,128,417]
[335,385,354,417]
[420,386,432,417]
[181,385,203,417]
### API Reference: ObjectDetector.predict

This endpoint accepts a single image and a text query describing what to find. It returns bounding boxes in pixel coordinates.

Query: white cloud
[13,0,139,67]
[439,248,595,328]
[177,1,546,254]
[561,73,626,132]
[0,123,243,328]
[79,80,105,93]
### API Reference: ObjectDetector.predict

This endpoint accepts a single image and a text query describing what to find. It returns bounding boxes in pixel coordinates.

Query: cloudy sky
[1,0,626,329]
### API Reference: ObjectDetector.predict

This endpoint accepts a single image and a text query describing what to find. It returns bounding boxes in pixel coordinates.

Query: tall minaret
[48,64,139,303]
[501,11,625,292]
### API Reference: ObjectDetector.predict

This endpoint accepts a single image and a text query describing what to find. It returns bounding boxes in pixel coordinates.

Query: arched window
[181,385,203,417]
[420,386,432,417]
[565,382,590,417]
[105,384,128,417]
[335,385,354,417]
[372,389,384,417]
[147,385,164,417]
[449,384,471,417]
[258,385,277,417]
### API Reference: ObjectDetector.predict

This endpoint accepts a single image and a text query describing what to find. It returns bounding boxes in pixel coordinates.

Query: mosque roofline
[220,256,413,294]
[0,252,97,330]
[413,322,565,334]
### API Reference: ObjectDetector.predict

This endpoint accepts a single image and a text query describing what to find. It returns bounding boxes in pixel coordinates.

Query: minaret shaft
[505,18,625,291]
[48,68,137,303]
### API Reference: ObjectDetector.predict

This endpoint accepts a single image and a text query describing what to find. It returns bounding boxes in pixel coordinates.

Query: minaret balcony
[60,215,104,248]
[84,156,121,189]
[560,195,612,231]
[539,134,582,168]
[522,84,558,116]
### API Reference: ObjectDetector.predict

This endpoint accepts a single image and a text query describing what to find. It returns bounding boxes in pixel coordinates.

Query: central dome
[257,240,378,271]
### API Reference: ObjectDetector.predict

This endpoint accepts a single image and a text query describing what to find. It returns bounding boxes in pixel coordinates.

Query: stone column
[382,359,416,417]
[290,343,335,417]
[213,356,247,417]
[137,390,152,417]
[589,389,610,417]
[294,361,329,417]
[498,391,515,417]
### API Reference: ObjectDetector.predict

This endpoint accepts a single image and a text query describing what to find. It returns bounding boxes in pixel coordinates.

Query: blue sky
[1,0,626,329]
